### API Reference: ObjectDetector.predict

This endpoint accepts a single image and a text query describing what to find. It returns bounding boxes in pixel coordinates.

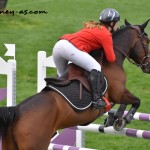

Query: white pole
[37,51,56,92]
[7,60,16,106]
[37,51,47,92]
[76,130,85,147]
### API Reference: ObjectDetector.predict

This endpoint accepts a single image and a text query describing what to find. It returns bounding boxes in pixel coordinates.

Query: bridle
[115,25,150,68]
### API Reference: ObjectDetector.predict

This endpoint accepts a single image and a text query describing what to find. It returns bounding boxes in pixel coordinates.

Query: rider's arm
[101,35,116,62]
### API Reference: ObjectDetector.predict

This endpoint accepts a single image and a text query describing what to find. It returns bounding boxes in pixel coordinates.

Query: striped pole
[0,88,7,101]
[77,124,150,139]
[48,143,96,150]
[104,109,150,122]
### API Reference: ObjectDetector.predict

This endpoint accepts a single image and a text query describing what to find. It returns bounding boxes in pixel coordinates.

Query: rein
[115,25,150,68]
[115,48,150,68]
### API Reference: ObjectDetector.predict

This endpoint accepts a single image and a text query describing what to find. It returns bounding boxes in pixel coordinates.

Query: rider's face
[113,22,119,31]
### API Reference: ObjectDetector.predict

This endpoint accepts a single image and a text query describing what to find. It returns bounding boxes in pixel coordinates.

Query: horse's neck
[113,30,134,67]
[115,49,127,67]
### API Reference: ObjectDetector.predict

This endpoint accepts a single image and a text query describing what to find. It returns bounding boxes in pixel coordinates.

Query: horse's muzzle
[142,62,150,73]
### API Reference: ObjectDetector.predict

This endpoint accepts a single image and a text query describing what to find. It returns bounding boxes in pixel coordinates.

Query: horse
[104,19,150,129]
[0,19,150,150]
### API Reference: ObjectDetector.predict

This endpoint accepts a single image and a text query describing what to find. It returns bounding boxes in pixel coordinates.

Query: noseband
[115,25,150,68]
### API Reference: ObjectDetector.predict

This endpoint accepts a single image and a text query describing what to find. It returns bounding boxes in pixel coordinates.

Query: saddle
[45,63,109,111]
[45,63,91,92]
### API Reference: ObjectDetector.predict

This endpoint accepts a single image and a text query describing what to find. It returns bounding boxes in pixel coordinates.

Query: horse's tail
[0,106,18,136]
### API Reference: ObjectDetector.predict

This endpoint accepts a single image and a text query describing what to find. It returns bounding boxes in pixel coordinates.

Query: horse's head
[124,19,150,73]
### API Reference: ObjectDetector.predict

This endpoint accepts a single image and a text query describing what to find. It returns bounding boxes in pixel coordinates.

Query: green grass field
[0,0,150,149]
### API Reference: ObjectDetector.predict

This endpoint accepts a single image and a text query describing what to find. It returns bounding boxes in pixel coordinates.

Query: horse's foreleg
[104,104,127,127]
[121,88,141,123]
[106,89,140,130]
[113,104,127,119]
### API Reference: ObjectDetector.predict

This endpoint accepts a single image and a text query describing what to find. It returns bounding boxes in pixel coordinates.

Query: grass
[0,0,150,149]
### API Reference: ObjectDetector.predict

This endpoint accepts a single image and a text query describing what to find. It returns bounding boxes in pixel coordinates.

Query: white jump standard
[0,56,16,106]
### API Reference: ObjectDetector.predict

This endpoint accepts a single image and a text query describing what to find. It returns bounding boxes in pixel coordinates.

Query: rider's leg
[53,39,106,108]
[53,41,69,76]
[53,40,101,74]
[89,69,106,109]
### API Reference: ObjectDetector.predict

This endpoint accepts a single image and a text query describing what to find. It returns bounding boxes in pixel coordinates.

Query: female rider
[52,8,120,109]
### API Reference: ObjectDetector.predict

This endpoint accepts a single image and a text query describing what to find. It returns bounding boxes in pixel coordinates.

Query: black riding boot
[89,69,106,109]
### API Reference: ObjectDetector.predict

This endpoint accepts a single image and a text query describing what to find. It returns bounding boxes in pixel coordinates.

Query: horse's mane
[112,25,129,37]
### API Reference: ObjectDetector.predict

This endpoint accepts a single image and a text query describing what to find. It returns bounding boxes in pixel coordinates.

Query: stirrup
[92,99,107,109]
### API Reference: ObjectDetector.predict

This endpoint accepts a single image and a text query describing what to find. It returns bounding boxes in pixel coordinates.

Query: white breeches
[52,40,101,76]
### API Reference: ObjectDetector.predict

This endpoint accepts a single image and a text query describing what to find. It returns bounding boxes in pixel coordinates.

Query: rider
[52,8,120,109]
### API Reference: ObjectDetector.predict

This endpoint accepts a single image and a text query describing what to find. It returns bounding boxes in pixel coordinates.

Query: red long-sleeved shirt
[60,26,116,62]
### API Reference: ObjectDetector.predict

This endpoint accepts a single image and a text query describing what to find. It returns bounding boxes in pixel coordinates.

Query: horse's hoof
[113,118,126,131]
[124,114,133,124]
[104,115,115,127]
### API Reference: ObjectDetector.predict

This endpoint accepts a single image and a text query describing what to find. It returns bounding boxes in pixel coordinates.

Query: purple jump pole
[77,124,150,140]
[0,88,7,101]
[51,128,76,146]
[105,109,150,122]
[49,143,96,150]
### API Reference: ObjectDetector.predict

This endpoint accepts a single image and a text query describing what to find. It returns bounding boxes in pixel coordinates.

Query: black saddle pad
[46,78,107,111]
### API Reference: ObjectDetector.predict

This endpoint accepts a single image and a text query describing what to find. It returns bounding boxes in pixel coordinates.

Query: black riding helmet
[99,8,120,28]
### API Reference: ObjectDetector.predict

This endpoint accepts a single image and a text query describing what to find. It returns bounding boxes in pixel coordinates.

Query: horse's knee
[132,98,141,109]
[124,98,141,123]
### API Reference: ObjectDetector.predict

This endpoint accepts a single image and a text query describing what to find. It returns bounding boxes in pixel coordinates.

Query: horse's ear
[139,19,150,33]
[125,19,131,26]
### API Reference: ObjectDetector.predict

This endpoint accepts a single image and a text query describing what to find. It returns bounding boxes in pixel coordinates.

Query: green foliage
[0,0,150,149]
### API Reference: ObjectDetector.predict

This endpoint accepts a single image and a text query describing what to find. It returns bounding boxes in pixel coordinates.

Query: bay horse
[1,19,150,150]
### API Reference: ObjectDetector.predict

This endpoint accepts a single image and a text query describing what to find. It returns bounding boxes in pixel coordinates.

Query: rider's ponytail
[83,20,102,29]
